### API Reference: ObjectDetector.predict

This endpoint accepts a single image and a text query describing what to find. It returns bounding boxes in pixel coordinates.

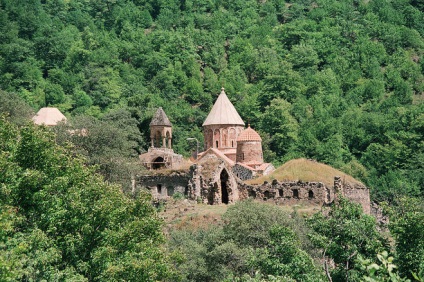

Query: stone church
[137,88,371,212]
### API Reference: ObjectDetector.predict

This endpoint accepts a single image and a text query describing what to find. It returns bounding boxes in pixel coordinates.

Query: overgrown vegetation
[0,0,423,280]
[0,117,173,281]
[168,200,325,281]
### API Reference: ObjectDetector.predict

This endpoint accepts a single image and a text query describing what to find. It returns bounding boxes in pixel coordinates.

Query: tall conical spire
[202,88,245,126]
[150,107,172,126]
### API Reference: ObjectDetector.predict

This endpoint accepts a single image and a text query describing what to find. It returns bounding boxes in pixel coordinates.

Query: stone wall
[237,177,371,214]
[232,164,255,180]
[136,172,190,200]
[137,167,371,214]
[238,179,332,205]
[343,184,371,214]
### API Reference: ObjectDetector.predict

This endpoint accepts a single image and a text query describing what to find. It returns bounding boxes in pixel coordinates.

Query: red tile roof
[236,125,262,142]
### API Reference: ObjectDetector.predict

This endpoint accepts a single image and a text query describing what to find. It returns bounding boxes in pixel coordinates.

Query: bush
[173,192,185,200]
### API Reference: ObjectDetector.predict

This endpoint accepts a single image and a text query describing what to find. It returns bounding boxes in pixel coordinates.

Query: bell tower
[150,107,172,149]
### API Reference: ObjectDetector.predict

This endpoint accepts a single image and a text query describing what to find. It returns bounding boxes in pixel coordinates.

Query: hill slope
[247,158,364,187]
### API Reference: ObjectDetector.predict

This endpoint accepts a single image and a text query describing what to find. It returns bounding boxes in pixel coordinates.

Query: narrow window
[167,186,174,196]
[293,189,299,198]
[264,191,270,200]
[231,140,234,147]
[308,190,314,199]
[249,190,256,198]
[242,153,245,160]
[216,140,219,148]
[278,189,283,197]
[157,184,162,195]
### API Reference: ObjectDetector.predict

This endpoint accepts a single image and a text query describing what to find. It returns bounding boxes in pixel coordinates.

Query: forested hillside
[0,0,423,201]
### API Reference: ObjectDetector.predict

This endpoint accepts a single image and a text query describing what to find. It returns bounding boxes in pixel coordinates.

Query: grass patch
[247,158,364,187]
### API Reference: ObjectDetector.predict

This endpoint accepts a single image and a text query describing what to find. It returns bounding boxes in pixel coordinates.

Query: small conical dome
[237,125,262,142]
[150,107,172,126]
[32,107,67,126]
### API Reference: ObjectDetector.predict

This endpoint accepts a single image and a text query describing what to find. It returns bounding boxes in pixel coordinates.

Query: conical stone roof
[32,107,67,126]
[150,107,172,126]
[202,88,245,126]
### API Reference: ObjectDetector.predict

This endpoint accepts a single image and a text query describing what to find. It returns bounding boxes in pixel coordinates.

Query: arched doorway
[220,169,229,204]
[152,157,165,170]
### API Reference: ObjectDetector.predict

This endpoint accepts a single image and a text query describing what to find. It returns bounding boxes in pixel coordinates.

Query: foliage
[0,90,34,125]
[222,200,291,247]
[169,200,323,281]
[357,251,410,282]
[308,196,388,281]
[172,192,185,200]
[386,197,424,279]
[250,226,325,281]
[0,117,172,280]
[53,108,145,191]
[0,1,423,278]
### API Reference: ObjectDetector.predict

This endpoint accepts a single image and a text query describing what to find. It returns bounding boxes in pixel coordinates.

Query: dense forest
[0,0,423,280]
[1,0,423,201]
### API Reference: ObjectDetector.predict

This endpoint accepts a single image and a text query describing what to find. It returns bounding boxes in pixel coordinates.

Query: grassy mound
[246,158,364,187]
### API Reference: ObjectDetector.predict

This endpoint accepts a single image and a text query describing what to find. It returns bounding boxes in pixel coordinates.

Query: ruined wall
[136,172,190,200]
[188,154,238,204]
[343,184,371,214]
[239,179,332,205]
[137,166,371,214]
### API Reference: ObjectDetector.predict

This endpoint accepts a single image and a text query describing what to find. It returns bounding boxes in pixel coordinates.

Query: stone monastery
[138,88,371,213]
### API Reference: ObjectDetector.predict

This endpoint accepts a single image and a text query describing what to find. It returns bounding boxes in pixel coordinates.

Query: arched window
[155,131,161,147]
[308,190,314,199]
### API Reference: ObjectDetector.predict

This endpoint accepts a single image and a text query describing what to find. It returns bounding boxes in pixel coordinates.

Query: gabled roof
[202,88,245,126]
[32,107,67,126]
[237,125,262,142]
[150,107,172,126]
[197,147,235,166]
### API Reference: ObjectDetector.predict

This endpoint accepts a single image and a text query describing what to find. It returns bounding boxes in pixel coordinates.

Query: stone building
[198,88,274,180]
[137,90,371,213]
[139,107,185,170]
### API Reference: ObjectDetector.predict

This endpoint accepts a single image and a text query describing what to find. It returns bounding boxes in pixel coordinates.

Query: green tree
[0,117,172,280]
[308,197,387,281]
[252,226,325,282]
[0,90,34,125]
[388,197,424,279]
[54,109,145,191]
